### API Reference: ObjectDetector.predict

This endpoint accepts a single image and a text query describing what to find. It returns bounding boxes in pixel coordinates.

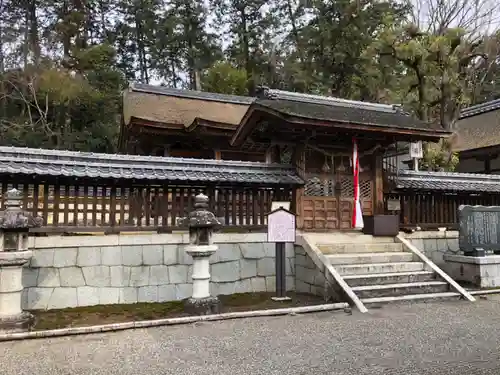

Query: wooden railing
[0,181,293,234]
[386,192,500,230]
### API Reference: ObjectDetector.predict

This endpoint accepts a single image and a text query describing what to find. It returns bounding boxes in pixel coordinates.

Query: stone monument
[180,193,221,315]
[0,188,43,333]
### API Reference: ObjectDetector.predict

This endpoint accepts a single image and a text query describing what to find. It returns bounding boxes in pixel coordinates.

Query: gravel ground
[3,297,500,375]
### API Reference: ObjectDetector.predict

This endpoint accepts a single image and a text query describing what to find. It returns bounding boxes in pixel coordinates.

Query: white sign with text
[267,208,296,243]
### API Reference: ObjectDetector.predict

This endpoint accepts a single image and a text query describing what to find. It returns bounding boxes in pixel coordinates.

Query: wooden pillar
[485,157,491,174]
[373,151,384,215]
[292,143,306,229]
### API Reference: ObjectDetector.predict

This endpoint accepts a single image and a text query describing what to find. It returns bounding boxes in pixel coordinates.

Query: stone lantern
[0,188,43,333]
[179,193,221,315]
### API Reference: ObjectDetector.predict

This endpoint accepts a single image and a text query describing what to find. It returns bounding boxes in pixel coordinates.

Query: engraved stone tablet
[459,205,500,256]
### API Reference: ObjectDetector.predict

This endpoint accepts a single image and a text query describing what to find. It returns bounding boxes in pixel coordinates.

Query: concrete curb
[470,290,500,296]
[0,302,349,342]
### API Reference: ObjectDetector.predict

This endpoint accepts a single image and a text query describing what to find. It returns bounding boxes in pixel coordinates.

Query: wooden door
[299,172,373,231]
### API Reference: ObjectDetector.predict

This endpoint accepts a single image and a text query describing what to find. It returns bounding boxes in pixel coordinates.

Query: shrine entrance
[299,148,373,231]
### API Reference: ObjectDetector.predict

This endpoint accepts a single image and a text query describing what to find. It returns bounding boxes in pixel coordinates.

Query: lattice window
[304,177,336,197]
[340,177,372,198]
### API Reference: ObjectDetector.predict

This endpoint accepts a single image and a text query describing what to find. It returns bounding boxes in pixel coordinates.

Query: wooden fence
[0,181,293,234]
[386,192,500,230]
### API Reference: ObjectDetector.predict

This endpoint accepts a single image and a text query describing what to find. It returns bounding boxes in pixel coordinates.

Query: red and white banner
[352,137,364,229]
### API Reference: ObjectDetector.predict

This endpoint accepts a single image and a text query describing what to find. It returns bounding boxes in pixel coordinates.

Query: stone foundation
[444,254,500,288]
[24,233,296,310]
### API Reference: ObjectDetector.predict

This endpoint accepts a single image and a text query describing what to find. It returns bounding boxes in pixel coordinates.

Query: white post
[186,245,217,299]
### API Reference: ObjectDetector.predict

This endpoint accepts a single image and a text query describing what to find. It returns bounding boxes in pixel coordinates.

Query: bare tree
[408,0,500,38]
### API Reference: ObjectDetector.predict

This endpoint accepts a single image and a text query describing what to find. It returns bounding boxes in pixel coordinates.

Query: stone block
[143,245,164,265]
[294,245,306,256]
[118,287,138,304]
[257,258,275,277]
[212,244,240,263]
[22,268,39,288]
[149,265,169,285]
[240,243,266,259]
[59,267,85,287]
[77,247,101,267]
[211,261,240,282]
[82,266,111,287]
[262,243,277,257]
[304,255,316,269]
[168,265,189,284]
[121,245,143,266]
[48,288,78,309]
[177,246,193,265]
[216,282,236,296]
[31,249,55,267]
[285,244,294,258]
[99,287,120,305]
[295,254,307,267]
[110,266,132,287]
[411,239,424,250]
[314,271,326,287]
[21,289,28,310]
[129,266,150,287]
[26,287,53,310]
[265,276,276,292]
[310,285,324,297]
[295,280,311,294]
[240,259,257,279]
[37,268,60,287]
[77,286,100,306]
[286,276,295,292]
[447,238,459,253]
[163,245,178,265]
[101,246,122,266]
[250,277,266,292]
[158,285,176,302]
[288,258,295,276]
[234,279,252,294]
[138,286,159,303]
[53,248,78,268]
[436,239,448,252]
[175,283,191,300]
[424,239,438,252]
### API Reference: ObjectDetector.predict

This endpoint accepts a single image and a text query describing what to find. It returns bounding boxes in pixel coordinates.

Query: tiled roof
[255,88,447,132]
[459,99,500,119]
[455,99,500,152]
[392,170,500,193]
[0,147,303,186]
[131,83,255,105]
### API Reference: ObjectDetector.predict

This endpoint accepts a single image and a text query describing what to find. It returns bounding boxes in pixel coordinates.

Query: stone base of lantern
[184,296,221,316]
[0,311,35,334]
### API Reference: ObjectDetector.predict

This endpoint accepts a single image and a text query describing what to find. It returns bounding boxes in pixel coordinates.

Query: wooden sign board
[267,207,296,243]
[459,205,500,255]
[387,199,401,211]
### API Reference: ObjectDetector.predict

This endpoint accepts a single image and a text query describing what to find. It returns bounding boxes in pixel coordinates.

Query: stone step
[318,242,403,254]
[361,292,461,305]
[310,233,396,245]
[326,252,414,265]
[351,281,449,299]
[342,271,437,287]
[336,262,425,276]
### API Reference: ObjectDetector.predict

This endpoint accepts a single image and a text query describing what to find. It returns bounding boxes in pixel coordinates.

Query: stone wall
[294,245,328,298]
[23,233,295,310]
[402,231,459,267]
